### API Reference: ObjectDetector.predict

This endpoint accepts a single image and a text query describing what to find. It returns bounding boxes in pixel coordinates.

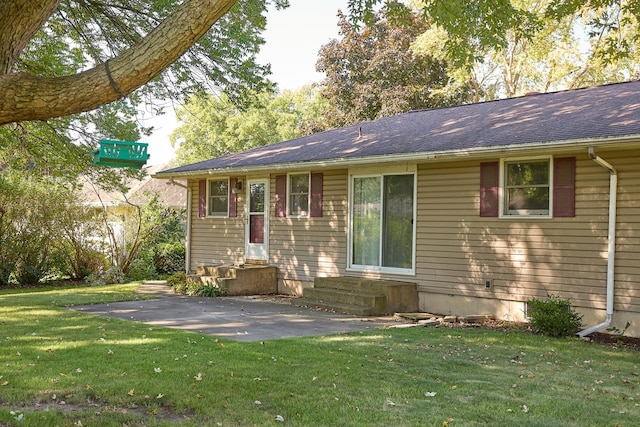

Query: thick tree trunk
[0,0,237,125]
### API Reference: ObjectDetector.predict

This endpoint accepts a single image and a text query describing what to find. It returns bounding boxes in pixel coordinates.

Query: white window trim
[207,177,230,218]
[347,167,417,276]
[287,172,310,218]
[499,156,554,219]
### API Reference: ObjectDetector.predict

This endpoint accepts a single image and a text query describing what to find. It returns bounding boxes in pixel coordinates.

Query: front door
[245,179,269,263]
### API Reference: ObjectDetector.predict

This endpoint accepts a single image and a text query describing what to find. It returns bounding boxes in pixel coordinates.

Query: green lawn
[1,283,638,426]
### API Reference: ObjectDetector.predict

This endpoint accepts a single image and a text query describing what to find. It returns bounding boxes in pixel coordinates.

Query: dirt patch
[585,332,640,351]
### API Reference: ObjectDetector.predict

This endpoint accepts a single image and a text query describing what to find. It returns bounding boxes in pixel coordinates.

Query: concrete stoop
[292,276,418,316]
[187,264,277,296]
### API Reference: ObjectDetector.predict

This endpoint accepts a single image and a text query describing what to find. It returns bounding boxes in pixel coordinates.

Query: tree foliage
[411,0,640,100]
[0,172,104,285]
[1,0,286,190]
[353,0,640,71]
[0,0,286,124]
[171,86,328,165]
[316,7,474,128]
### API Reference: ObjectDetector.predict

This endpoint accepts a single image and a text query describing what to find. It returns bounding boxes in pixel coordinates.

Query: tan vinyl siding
[184,148,639,322]
[415,151,640,313]
[269,170,348,283]
[188,179,245,271]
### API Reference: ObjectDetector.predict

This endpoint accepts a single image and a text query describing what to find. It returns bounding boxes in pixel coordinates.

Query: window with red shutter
[553,157,576,217]
[480,162,499,217]
[310,173,323,217]
[275,175,286,217]
[229,177,238,218]
[198,179,206,218]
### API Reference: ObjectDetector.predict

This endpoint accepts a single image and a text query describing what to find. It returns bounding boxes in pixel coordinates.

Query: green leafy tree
[411,0,640,100]
[0,0,286,125]
[316,7,474,128]
[119,194,187,280]
[353,0,640,72]
[171,86,328,165]
[1,0,288,194]
[0,172,95,285]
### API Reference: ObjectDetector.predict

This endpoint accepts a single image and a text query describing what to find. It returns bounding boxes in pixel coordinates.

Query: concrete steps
[293,276,418,316]
[187,264,277,296]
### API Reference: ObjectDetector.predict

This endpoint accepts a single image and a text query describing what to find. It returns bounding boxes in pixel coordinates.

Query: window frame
[499,156,553,218]
[207,177,230,218]
[347,168,417,276]
[287,172,311,218]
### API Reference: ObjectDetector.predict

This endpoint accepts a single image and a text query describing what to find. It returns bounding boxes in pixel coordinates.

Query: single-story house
[155,80,640,337]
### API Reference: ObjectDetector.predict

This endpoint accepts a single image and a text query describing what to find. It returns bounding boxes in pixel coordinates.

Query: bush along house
[155,81,640,337]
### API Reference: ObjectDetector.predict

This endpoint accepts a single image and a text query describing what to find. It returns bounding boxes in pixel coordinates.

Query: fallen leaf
[154,368,162,373]
[275,415,285,422]
[128,389,135,396]
[425,392,437,397]
[522,405,530,413]
[194,372,202,381]
[255,400,262,405]
[386,398,396,406]
[156,393,164,399]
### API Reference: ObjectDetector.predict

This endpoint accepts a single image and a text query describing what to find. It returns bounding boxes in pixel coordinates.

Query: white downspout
[578,147,617,337]
[168,179,192,274]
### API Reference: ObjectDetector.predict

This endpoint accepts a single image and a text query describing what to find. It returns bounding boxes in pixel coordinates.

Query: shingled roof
[157,80,640,177]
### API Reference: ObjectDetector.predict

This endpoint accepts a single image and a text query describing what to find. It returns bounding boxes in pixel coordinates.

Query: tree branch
[0,0,62,74]
[0,0,237,125]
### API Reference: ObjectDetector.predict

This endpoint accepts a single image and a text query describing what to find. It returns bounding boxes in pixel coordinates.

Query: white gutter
[578,147,618,337]
[168,179,191,274]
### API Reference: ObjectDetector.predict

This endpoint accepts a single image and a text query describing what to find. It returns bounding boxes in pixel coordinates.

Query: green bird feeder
[91,139,150,169]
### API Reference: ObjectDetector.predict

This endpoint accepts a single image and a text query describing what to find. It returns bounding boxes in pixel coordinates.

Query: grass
[0,284,639,426]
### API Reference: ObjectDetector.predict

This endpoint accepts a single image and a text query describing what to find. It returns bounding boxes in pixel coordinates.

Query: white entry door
[245,179,269,262]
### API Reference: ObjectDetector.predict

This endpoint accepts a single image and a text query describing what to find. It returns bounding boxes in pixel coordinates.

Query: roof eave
[153,134,640,180]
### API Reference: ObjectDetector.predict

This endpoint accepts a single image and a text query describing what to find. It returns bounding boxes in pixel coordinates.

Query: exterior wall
[270,170,348,294]
[414,150,640,336]
[185,148,639,335]
[187,179,245,272]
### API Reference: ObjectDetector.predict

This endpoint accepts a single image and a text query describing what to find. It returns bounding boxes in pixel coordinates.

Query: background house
[80,164,186,262]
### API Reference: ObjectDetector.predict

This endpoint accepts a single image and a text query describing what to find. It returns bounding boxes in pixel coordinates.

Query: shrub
[527,294,583,337]
[127,257,157,281]
[153,241,185,275]
[167,272,187,293]
[195,285,228,297]
[167,273,227,297]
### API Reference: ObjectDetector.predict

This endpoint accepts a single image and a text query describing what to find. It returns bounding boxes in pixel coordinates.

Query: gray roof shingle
[158,80,640,176]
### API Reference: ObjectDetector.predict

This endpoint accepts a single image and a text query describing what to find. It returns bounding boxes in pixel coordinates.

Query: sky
[145,0,349,165]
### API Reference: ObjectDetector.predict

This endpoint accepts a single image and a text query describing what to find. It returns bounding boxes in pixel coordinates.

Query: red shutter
[275,175,287,217]
[310,172,323,217]
[480,162,499,217]
[198,179,207,218]
[553,157,576,217]
[229,177,238,217]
